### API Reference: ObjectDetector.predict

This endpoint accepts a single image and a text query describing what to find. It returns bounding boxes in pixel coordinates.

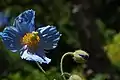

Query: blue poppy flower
[0,9,61,64]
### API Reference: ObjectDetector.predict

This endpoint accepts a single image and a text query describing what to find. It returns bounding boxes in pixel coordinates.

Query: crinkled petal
[0,27,22,52]
[20,46,51,64]
[13,9,35,35]
[37,25,61,50]
[3,26,21,38]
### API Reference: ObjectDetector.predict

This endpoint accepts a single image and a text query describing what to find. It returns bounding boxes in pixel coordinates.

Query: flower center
[22,31,40,50]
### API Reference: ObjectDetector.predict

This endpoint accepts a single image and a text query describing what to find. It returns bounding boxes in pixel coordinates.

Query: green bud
[68,74,82,80]
[73,50,89,63]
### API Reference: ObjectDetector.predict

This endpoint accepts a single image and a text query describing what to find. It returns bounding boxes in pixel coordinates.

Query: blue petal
[13,9,35,35]
[37,25,61,50]
[3,26,21,38]
[0,27,22,52]
[20,45,51,64]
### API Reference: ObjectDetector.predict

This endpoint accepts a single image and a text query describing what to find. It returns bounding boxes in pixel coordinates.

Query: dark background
[0,0,120,80]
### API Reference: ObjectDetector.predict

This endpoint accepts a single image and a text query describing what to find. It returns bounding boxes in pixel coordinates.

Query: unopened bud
[73,50,89,63]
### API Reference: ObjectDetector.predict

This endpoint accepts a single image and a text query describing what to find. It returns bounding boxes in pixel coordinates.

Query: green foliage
[2,67,62,80]
[91,74,108,80]
[96,19,120,68]
[105,33,120,68]
[96,19,116,44]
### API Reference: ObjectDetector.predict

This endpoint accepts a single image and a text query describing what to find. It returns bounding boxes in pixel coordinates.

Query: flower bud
[68,74,82,80]
[73,50,89,63]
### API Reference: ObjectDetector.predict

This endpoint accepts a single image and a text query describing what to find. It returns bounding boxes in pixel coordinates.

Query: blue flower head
[0,9,61,64]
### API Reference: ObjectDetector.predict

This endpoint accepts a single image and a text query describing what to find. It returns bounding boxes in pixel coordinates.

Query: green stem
[61,72,71,77]
[60,52,73,80]
[36,61,50,80]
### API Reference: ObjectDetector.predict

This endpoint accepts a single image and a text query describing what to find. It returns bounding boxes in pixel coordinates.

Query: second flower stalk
[60,50,89,80]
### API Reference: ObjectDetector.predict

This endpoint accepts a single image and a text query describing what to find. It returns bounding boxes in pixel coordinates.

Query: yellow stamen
[22,32,40,50]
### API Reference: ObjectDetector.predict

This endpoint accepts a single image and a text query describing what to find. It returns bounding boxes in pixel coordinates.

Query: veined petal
[3,26,21,38]
[37,25,61,50]
[20,46,51,64]
[13,9,35,35]
[0,27,22,52]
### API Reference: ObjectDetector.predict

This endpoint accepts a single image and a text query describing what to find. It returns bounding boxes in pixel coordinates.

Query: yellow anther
[22,32,40,50]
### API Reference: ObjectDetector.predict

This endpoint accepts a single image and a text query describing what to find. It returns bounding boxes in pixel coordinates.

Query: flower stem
[36,61,50,80]
[61,72,71,77]
[60,52,73,80]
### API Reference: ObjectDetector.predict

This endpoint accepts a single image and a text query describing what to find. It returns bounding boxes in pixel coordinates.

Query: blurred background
[0,0,120,80]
